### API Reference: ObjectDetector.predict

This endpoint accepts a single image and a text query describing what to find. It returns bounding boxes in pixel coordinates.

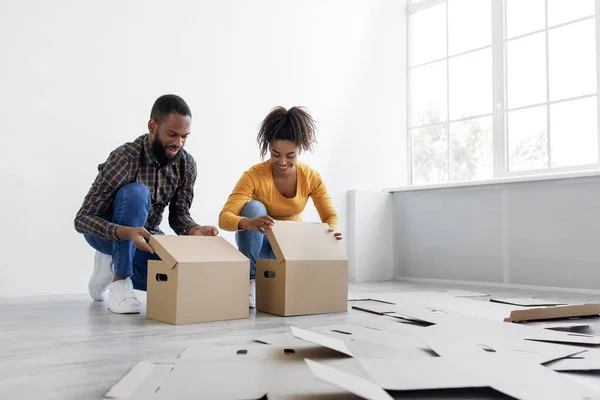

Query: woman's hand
[239,216,275,234]
[329,228,343,241]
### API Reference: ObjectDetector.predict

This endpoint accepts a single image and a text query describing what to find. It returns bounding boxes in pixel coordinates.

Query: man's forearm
[170,213,199,235]
[75,214,121,240]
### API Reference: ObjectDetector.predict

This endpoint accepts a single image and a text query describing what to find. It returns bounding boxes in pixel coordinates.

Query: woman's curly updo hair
[257,106,318,160]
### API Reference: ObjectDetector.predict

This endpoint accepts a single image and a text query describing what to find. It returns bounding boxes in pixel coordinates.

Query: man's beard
[151,136,183,167]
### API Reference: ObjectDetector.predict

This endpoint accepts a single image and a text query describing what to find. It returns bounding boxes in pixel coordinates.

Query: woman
[218,106,342,308]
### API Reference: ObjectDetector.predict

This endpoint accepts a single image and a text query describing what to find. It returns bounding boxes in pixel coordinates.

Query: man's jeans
[235,200,276,279]
[84,182,160,291]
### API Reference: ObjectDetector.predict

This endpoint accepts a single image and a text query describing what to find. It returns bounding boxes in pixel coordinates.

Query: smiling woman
[218,106,341,307]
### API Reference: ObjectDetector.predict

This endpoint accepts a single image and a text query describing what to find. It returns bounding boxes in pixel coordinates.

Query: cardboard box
[147,235,250,325]
[256,221,349,316]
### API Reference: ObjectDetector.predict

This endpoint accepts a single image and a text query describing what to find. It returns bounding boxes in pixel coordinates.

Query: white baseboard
[395,276,600,295]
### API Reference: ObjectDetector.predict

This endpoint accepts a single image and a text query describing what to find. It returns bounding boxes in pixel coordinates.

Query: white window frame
[407,0,600,185]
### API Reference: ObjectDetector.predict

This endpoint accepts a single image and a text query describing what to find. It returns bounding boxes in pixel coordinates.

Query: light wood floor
[2,280,600,400]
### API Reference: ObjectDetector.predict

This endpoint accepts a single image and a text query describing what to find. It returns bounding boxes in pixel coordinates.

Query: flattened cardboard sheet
[358,358,489,391]
[547,350,600,372]
[349,292,600,323]
[179,343,277,360]
[104,361,173,400]
[290,326,354,357]
[305,359,393,400]
[522,321,592,330]
[423,338,600,400]
[311,323,429,350]
[355,303,600,345]
[505,303,600,322]
[491,297,565,307]
[152,358,267,400]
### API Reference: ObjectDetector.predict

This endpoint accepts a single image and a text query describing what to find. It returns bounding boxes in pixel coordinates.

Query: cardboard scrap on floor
[490,297,566,306]
[547,349,600,372]
[350,290,600,323]
[105,284,600,400]
[105,319,600,400]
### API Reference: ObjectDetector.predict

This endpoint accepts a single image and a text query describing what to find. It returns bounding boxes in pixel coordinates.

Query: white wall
[0,0,408,296]
[394,176,600,291]
[347,190,395,282]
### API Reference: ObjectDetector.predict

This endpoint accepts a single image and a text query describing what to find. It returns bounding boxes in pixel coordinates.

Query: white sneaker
[249,279,256,309]
[107,278,141,314]
[88,251,114,301]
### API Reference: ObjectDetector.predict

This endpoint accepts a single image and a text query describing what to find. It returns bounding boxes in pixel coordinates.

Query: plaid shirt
[74,134,199,240]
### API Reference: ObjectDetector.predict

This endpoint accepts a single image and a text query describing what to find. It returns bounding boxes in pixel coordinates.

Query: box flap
[265,221,348,262]
[149,235,249,269]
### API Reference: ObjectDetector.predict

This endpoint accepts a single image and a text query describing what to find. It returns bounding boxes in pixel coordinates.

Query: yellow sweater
[219,160,338,231]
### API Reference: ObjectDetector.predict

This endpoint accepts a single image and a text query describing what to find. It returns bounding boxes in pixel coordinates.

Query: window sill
[386,169,600,193]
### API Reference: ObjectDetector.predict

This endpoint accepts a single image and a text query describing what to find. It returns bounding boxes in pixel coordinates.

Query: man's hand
[239,216,275,234]
[116,226,154,253]
[189,225,219,236]
[329,228,343,241]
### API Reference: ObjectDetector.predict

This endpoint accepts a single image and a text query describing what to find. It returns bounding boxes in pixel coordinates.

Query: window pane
[412,126,448,185]
[410,61,447,127]
[449,116,493,181]
[506,0,545,39]
[548,0,594,27]
[410,3,446,66]
[550,97,598,167]
[507,106,548,171]
[448,0,491,55]
[449,48,492,120]
[507,33,546,109]
[549,19,596,101]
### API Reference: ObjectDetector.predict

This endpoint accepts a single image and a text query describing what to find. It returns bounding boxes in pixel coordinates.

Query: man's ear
[148,119,157,135]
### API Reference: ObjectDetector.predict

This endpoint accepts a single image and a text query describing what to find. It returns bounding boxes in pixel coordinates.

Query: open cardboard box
[256,221,349,316]
[146,235,250,325]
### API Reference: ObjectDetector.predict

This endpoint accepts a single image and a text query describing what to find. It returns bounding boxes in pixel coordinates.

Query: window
[408,0,598,185]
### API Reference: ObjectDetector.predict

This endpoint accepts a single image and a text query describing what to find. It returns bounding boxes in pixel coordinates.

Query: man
[75,94,218,314]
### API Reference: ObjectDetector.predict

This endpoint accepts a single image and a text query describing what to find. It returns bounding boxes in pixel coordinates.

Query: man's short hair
[150,94,192,124]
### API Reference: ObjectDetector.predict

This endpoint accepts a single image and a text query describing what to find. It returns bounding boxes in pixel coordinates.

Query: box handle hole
[236,350,248,355]
[284,349,295,355]
[156,273,168,282]
[264,271,276,278]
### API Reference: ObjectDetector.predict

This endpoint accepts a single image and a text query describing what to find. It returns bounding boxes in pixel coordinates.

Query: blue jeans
[235,201,275,279]
[84,182,160,291]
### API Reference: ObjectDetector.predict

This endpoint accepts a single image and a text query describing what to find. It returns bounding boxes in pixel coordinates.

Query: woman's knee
[240,200,267,218]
